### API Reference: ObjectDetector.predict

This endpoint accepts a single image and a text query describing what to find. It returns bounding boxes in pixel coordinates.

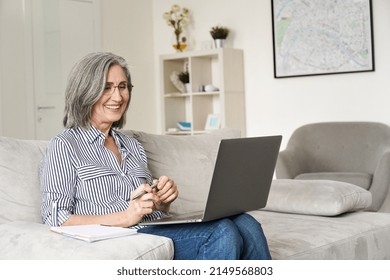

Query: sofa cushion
[121,129,241,214]
[295,172,372,190]
[263,179,372,216]
[250,210,390,259]
[0,221,173,259]
[0,136,48,224]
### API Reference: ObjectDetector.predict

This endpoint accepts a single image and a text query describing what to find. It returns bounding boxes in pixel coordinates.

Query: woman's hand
[153,175,179,213]
[63,179,178,228]
[121,184,159,226]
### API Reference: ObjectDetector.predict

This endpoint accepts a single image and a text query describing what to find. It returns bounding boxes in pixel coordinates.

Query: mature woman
[40,52,271,260]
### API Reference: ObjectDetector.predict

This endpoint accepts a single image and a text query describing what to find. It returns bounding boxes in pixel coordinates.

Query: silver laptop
[139,135,282,226]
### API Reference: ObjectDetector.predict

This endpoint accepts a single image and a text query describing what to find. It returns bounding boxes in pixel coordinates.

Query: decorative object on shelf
[163,4,190,52]
[177,71,190,93]
[205,114,221,130]
[210,25,229,48]
[177,121,192,131]
[177,71,189,84]
[204,84,219,92]
[169,71,185,93]
[271,0,374,78]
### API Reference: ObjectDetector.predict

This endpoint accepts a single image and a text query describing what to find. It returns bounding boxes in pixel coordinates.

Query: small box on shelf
[177,121,191,131]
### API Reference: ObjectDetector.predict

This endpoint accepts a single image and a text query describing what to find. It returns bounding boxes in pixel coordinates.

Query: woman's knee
[233,213,261,227]
[231,213,272,260]
[209,219,243,256]
[216,219,242,240]
[232,213,265,237]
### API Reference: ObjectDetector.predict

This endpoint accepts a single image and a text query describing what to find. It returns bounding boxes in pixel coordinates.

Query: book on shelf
[51,224,137,243]
[177,121,191,131]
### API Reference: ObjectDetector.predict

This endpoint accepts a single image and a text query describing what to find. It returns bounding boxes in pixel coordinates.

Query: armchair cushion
[295,172,372,190]
[263,179,372,216]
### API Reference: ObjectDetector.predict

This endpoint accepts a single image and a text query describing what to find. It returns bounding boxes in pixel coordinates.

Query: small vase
[184,83,191,93]
[214,39,225,48]
[172,33,187,52]
[173,42,187,52]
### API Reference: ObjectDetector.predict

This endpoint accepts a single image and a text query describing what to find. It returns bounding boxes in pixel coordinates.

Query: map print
[272,0,374,77]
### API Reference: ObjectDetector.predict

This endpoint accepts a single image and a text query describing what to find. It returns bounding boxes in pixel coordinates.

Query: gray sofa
[1,127,390,259]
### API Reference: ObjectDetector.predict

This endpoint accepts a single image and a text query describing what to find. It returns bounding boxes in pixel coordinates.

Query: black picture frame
[271,0,375,78]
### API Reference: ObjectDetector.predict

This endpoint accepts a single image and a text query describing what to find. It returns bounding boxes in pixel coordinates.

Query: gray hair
[63,52,132,129]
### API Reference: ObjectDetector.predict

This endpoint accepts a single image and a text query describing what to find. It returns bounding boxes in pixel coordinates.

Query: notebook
[51,224,137,242]
[139,135,282,226]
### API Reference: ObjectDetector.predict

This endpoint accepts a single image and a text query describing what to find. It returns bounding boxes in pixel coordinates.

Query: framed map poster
[271,0,374,78]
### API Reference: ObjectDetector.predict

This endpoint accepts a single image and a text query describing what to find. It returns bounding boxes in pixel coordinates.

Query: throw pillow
[295,172,372,190]
[262,179,372,216]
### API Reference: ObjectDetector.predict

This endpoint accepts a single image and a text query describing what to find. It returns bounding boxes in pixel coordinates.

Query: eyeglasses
[104,82,133,95]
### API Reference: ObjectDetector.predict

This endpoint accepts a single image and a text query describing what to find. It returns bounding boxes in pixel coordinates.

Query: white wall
[101,0,157,133]
[2,0,388,144]
[150,0,390,148]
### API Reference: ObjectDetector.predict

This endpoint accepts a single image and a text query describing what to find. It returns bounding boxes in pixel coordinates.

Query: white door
[32,0,100,140]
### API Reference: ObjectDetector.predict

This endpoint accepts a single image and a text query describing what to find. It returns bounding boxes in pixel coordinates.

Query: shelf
[192,91,220,96]
[164,93,190,97]
[164,91,220,98]
[160,48,246,136]
[165,130,192,135]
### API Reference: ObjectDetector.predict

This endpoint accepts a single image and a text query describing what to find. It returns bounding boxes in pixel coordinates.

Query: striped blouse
[40,126,164,228]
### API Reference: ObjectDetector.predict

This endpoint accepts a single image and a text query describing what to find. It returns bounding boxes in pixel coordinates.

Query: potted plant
[177,71,190,92]
[178,71,189,83]
[210,25,229,48]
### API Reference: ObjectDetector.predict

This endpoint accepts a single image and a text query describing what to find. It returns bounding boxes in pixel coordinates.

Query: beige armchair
[276,122,390,211]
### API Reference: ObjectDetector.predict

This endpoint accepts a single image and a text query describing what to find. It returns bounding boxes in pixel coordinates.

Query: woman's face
[91,64,130,130]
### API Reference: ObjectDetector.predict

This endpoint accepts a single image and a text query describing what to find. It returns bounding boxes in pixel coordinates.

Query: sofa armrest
[0,221,173,260]
[369,151,390,211]
[276,149,305,179]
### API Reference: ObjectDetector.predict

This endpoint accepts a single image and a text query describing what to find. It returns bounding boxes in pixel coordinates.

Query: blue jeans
[138,213,271,260]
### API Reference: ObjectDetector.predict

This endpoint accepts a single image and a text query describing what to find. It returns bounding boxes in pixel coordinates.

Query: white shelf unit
[160,48,246,135]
